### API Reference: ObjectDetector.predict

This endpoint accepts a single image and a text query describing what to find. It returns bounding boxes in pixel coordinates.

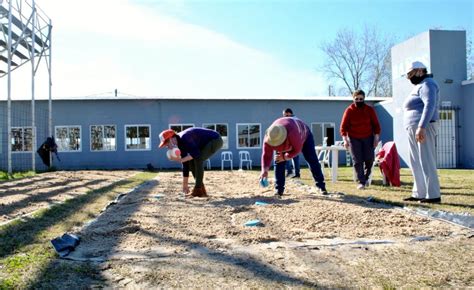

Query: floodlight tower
[0,0,52,174]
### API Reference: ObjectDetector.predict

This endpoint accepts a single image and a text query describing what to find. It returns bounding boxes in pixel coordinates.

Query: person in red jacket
[340,89,381,189]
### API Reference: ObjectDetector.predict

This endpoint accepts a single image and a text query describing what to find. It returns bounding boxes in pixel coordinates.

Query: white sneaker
[357,183,365,190]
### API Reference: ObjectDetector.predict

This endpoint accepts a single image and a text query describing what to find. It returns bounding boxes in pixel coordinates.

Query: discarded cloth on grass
[376,141,401,187]
[51,233,80,257]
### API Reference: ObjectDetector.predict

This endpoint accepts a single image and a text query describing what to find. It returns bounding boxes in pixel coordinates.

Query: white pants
[406,122,440,199]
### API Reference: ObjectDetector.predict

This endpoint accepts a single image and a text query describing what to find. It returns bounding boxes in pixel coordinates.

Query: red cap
[159,129,176,148]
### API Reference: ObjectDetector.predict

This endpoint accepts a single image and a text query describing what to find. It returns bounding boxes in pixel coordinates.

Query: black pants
[349,136,374,184]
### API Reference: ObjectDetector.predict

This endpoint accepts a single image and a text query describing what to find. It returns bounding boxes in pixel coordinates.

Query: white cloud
[2,0,326,99]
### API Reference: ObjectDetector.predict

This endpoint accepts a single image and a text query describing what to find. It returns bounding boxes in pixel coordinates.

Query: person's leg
[361,136,375,182]
[407,125,426,199]
[195,137,224,188]
[274,160,286,195]
[301,132,326,191]
[293,155,300,177]
[349,138,365,184]
[420,123,441,199]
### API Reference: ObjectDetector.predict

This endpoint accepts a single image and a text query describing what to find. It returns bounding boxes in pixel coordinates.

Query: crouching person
[260,116,328,198]
[159,128,223,197]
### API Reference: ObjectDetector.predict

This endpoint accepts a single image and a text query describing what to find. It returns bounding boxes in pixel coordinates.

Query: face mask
[355,101,364,108]
[409,75,426,85]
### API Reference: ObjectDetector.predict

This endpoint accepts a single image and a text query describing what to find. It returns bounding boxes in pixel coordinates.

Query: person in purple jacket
[159,128,223,198]
[260,117,328,198]
[403,61,441,203]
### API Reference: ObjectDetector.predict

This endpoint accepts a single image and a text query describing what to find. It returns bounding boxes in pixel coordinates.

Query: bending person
[260,116,327,198]
[159,128,223,197]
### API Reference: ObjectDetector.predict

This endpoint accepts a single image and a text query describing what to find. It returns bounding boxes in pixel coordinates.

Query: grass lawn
[298,166,474,215]
[0,171,36,181]
[0,171,157,289]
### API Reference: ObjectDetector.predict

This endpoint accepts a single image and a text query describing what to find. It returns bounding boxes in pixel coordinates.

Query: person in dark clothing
[340,89,381,190]
[159,128,223,197]
[282,108,300,178]
[37,136,60,167]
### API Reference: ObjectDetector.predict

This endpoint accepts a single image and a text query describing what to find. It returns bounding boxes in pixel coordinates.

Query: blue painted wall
[460,82,474,168]
[391,30,468,167]
[2,98,386,171]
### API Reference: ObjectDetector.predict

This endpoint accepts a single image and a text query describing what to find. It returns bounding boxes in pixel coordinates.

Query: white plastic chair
[239,151,252,170]
[221,151,233,170]
[367,141,385,186]
[205,159,211,170]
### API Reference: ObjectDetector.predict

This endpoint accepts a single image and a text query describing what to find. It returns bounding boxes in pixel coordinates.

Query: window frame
[55,125,82,152]
[202,122,229,150]
[169,123,195,133]
[310,122,336,146]
[90,124,117,152]
[124,124,152,151]
[11,126,35,153]
[236,123,261,149]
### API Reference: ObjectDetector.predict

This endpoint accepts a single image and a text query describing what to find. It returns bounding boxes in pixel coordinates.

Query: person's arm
[182,176,190,194]
[416,82,437,143]
[260,143,274,178]
[340,108,351,148]
[370,107,382,148]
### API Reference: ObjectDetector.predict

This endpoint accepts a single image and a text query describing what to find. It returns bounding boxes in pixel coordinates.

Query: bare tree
[320,26,394,97]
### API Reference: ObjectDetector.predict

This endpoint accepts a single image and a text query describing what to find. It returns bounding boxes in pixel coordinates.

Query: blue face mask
[355,101,365,108]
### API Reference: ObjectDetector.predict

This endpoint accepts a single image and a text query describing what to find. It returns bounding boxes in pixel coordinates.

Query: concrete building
[377,29,474,168]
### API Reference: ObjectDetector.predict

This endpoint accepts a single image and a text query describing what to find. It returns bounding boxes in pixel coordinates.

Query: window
[169,124,194,133]
[55,126,81,152]
[311,122,335,146]
[125,125,151,150]
[11,127,34,152]
[91,125,116,151]
[236,123,261,149]
[203,123,228,149]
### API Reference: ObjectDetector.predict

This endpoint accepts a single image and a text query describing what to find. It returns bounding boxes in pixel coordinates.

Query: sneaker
[286,172,294,177]
[403,196,423,202]
[291,175,301,179]
[317,187,329,195]
[357,183,365,190]
[420,197,441,204]
[274,191,283,199]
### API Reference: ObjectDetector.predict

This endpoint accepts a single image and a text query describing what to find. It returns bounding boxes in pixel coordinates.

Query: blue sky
[3,0,473,99]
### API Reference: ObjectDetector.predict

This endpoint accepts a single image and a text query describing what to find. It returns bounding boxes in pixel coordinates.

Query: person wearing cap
[159,127,223,197]
[340,89,381,190]
[260,117,327,198]
[403,61,441,203]
[282,108,301,178]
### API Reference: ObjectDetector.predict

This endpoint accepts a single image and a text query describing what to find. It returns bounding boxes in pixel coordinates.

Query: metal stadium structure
[0,0,52,174]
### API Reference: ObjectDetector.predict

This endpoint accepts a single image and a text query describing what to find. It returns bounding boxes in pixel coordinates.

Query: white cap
[406,61,427,74]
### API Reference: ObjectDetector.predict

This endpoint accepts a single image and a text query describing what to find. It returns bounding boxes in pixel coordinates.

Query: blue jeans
[285,155,300,176]
[275,132,325,194]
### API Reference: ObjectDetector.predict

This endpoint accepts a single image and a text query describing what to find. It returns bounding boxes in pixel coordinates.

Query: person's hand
[170,156,181,162]
[343,139,350,149]
[373,134,380,148]
[259,171,268,180]
[274,152,287,163]
[415,127,426,143]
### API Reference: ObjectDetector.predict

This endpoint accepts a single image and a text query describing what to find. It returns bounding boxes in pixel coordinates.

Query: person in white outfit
[403,61,441,203]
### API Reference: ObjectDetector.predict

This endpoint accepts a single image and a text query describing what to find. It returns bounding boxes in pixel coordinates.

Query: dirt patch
[47,170,474,288]
[0,170,139,225]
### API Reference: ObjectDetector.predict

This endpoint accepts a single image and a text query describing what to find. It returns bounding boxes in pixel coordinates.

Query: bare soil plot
[0,170,139,225]
[47,170,473,288]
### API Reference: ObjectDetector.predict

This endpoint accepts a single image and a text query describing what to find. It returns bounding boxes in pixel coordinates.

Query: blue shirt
[403,77,440,129]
